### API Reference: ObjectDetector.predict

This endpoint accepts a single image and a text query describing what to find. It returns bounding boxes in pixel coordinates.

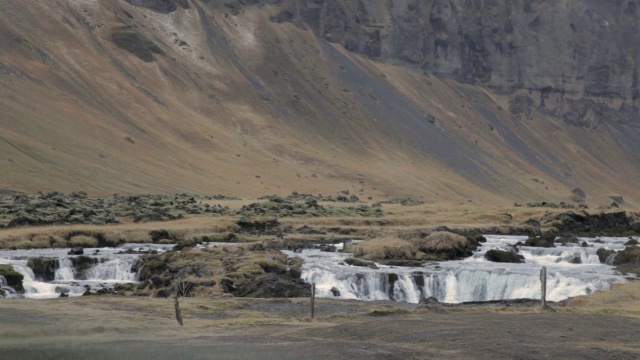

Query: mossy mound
[540,211,640,236]
[612,246,640,276]
[415,231,478,260]
[236,199,382,218]
[133,243,310,298]
[0,264,24,293]
[0,192,233,229]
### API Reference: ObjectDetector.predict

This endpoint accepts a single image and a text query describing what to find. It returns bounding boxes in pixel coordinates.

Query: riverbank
[0,281,639,359]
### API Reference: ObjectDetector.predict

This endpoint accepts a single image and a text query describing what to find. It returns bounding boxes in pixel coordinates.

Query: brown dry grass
[1,2,639,208]
[347,237,420,261]
[0,203,623,250]
[564,280,640,318]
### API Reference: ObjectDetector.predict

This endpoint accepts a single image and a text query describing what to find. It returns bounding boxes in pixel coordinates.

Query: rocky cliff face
[258,0,640,127]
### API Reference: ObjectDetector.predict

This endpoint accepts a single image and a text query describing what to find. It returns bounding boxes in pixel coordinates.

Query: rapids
[0,244,174,299]
[284,235,632,304]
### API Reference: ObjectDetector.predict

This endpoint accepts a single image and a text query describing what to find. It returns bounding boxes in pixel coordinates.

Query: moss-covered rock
[613,246,640,266]
[0,264,24,293]
[415,231,477,260]
[484,249,525,263]
[133,245,310,298]
[525,234,556,248]
[344,257,379,269]
[596,248,616,264]
[26,257,58,281]
[69,256,100,279]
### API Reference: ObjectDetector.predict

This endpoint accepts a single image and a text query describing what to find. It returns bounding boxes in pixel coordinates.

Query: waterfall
[84,258,137,282]
[286,235,630,304]
[0,245,150,299]
[54,258,75,281]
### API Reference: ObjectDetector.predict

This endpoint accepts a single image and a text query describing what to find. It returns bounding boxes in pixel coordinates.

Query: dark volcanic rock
[27,257,58,281]
[68,247,84,255]
[596,248,616,264]
[484,249,525,263]
[0,265,24,293]
[612,246,640,276]
[525,234,556,248]
[542,211,639,236]
[377,259,425,267]
[344,258,379,269]
[69,256,100,279]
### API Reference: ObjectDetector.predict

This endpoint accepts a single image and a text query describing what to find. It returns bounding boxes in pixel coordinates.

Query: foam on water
[285,235,632,304]
[0,243,159,299]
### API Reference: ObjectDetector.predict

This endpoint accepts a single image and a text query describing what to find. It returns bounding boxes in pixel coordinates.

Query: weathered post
[174,295,184,327]
[540,266,547,309]
[311,283,316,319]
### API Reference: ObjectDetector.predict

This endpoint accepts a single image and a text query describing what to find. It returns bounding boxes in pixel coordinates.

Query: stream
[0,244,173,299]
[284,235,633,304]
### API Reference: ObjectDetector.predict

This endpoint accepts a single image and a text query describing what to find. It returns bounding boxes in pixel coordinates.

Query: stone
[68,247,84,255]
[0,265,24,293]
[27,257,58,281]
[484,249,525,263]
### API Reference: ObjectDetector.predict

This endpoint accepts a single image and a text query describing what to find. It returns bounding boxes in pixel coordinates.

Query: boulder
[525,234,556,248]
[27,257,58,281]
[596,248,616,264]
[555,236,579,245]
[344,258,379,269]
[417,231,477,260]
[232,273,311,298]
[613,246,640,266]
[377,259,425,267]
[55,286,71,294]
[68,247,84,255]
[0,265,24,293]
[319,244,337,252]
[484,249,525,263]
[69,256,99,279]
[612,246,640,276]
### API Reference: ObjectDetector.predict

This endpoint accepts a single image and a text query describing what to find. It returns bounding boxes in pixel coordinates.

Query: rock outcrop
[279,0,640,126]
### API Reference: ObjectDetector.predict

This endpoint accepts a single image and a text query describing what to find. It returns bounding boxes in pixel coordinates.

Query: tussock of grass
[69,235,99,247]
[413,231,469,253]
[347,238,422,261]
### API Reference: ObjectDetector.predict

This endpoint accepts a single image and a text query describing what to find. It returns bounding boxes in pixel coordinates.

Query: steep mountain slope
[1,0,639,206]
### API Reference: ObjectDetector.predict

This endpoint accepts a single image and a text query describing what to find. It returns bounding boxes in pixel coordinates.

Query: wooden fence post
[540,266,547,309]
[174,295,183,327]
[311,283,316,319]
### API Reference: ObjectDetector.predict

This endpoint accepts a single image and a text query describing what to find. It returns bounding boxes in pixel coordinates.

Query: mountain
[1,0,639,206]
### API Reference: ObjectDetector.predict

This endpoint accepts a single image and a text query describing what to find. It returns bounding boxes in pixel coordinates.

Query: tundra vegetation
[2,191,640,298]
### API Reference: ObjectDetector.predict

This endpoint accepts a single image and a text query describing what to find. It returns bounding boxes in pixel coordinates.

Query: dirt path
[1,297,639,360]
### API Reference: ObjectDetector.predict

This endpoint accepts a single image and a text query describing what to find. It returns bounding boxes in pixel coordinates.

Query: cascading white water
[54,258,75,281]
[0,244,156,299]
[84,258,137,282]
[286,235,632,304]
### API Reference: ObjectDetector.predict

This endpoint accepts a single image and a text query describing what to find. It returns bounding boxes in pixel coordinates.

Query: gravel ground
[1,298,639,360]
